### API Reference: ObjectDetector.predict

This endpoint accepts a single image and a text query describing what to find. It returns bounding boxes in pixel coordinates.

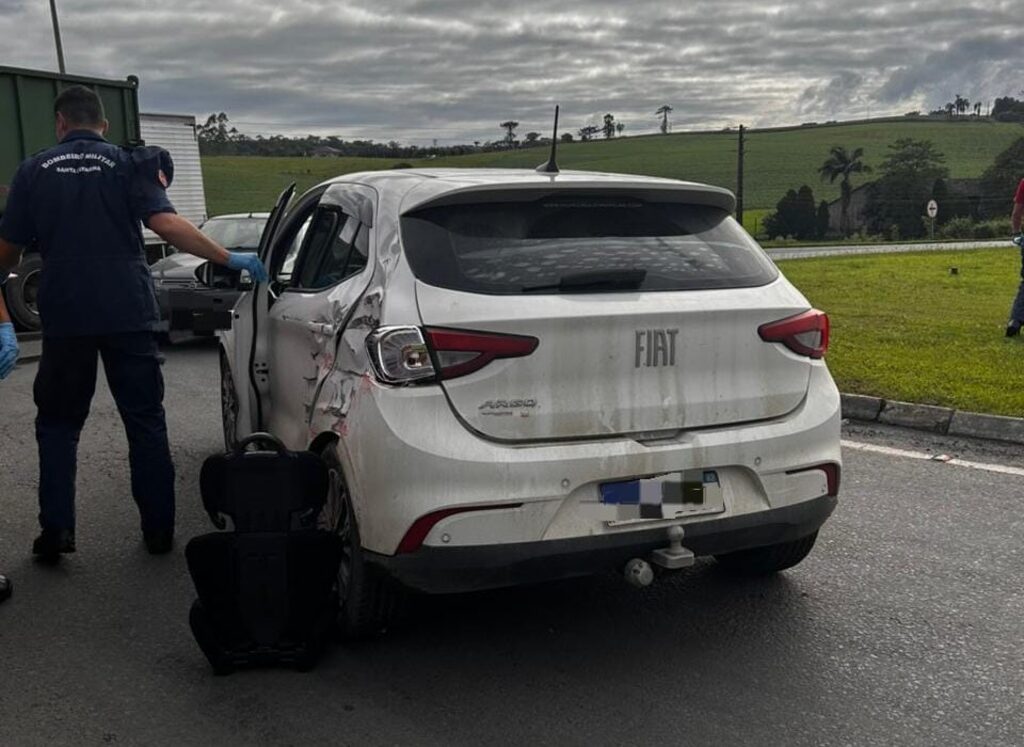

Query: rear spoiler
[400,181,736,216]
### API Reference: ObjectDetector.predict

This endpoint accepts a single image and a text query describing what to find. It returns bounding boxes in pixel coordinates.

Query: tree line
[198,105,679,156]
[764,135,1024,241]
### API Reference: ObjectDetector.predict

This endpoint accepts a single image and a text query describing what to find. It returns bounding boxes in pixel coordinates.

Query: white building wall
[139,113,208,246]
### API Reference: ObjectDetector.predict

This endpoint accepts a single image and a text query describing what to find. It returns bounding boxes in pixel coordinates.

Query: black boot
[143,529,174,555]
[0,574,11,603]
[32,529,76,561]
[1006,319,1022,338]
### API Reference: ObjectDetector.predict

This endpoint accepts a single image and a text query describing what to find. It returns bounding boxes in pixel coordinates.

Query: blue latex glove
[0,322,19,380]
[225,252,269,283]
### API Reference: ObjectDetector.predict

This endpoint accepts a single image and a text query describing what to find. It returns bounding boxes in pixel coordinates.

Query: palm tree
[818,146,872,236]
[499,120,519,148]
[656,105,673,134]
[602,113,616,139]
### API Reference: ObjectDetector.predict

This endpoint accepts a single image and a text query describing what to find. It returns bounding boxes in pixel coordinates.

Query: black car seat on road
[186,433,342,674]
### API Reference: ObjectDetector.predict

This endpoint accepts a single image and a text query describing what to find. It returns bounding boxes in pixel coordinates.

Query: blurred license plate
[599,469,724,524]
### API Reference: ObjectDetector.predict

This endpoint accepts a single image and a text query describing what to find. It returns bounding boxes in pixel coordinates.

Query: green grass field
[202,118,1024,216]
[778,247,1024,417]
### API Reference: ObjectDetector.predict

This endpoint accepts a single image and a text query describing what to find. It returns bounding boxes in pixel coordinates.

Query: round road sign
[927,200,938,218]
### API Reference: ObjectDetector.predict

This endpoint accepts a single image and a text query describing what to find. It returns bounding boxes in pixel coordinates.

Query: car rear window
[399,195,778,294]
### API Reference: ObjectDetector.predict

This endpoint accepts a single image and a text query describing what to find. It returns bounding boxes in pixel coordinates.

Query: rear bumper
[155,287,238,333]
[336,362,841,556]
[369,493,837,594]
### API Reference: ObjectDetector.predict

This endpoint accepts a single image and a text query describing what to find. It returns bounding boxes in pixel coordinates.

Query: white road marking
[841,439,1024,478]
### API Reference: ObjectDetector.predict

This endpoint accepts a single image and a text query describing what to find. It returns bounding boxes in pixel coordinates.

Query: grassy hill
[202,118,1023,217]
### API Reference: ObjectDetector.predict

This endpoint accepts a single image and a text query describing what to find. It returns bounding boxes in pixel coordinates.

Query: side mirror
[195,262,216,288]
[195,262,251,290]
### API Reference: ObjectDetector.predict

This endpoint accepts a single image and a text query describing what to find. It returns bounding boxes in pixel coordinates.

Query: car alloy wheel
[317,445,397,638]
[318,454,355,604]
[219,352,239,452]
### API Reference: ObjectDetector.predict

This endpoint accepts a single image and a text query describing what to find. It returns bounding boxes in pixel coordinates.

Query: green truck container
[0,65,142,330]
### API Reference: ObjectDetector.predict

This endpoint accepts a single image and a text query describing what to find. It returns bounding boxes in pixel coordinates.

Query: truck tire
[714,531,819,576]
[6,254,43,332]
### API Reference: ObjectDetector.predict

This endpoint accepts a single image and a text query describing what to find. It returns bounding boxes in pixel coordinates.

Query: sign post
[49,0,66,73]
[927,199,938,239]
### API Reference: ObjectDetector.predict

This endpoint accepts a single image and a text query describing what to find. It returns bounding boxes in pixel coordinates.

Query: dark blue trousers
[33,332,175,534]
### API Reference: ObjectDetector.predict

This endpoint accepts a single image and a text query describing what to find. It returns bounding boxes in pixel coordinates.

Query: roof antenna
[535,105,560,174]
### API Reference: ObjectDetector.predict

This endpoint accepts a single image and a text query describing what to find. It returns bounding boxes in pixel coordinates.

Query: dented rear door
[264,184,375,450]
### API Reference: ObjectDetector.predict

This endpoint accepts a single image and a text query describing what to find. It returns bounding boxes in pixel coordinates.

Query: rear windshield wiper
[521,268,647,293]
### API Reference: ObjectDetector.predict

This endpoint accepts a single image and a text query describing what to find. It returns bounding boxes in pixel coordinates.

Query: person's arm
[0,237,23,275]
[146,212,230,265]
[146,213,269,282]
[0,162,32,273]
[0,280,19,380]
[1013,180,1024,234]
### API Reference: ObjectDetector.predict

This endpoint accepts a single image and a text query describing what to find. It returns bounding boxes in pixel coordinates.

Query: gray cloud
[0,0,1018,144]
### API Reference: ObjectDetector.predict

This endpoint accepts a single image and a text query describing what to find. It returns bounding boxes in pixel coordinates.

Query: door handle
[305,321,335,336]
[278,314,335,336]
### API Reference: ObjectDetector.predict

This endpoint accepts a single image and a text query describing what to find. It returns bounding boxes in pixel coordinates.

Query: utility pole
[736,124,745,224]
[49,0,67,73]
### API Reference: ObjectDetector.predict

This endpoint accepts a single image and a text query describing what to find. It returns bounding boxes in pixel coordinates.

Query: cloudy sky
[1,1,1019,145]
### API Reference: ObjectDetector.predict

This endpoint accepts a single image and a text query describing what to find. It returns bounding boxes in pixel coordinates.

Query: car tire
[318,444,401,639]
[6,254,43,332]
[219,351,239,452]
[714,531,819,576]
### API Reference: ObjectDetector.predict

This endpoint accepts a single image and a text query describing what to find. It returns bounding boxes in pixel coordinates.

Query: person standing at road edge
[0,282,19,599]
[1007,177,1024,337]
[0,86,269,560]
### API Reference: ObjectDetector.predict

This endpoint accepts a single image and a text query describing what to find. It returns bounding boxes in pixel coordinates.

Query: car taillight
[788,463,841,497]
[366,326,538,384]
[758,309,829,359]
[396,503,524,554]
[366,326,437,384]
[424,327,538,380]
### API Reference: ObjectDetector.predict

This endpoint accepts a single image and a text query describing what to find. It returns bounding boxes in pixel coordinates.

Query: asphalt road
[1,342,1022,746]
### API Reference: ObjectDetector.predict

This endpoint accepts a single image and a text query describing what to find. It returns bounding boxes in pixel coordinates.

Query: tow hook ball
[651,525,695,571]
[624,558,654,588]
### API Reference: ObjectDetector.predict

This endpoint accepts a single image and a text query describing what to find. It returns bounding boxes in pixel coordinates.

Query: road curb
[841,393,1024,446]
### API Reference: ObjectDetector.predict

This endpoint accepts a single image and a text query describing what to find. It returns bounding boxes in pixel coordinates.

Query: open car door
[220,183,295,438]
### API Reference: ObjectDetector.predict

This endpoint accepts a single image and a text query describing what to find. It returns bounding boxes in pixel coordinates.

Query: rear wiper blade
[522,268,647,293]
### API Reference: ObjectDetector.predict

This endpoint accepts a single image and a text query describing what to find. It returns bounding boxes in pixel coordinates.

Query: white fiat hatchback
[213,168,841,635]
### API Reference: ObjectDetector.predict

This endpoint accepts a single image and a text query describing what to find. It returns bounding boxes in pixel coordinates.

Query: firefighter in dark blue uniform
[0,85,267,560]
[0,280,15,598]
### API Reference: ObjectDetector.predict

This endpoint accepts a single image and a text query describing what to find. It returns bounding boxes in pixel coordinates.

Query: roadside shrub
[939,216,975,239]
[985,218,1013,236]
[939,217,1013,239]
